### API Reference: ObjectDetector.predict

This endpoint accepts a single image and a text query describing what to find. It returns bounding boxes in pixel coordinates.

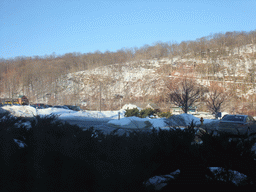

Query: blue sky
[1,0,256,59]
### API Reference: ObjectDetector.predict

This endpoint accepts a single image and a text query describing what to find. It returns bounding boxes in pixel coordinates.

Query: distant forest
[1,30,256,112]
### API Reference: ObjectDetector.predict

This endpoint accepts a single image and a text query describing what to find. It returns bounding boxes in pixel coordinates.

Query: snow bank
[0,107,8,114]
[148,118,167,128]
[2,105,37,117]
[107,114,216,129]
[1,105,219,129]
[85,110,126,119]
[179,113,200,125]
[166,113,219,127]
[108,116,145,126]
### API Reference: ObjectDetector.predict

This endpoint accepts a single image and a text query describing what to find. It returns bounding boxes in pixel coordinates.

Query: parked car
[53,105,70,110]
[64,105,81,111]
[217,114,256,136]
[32,103,46,109]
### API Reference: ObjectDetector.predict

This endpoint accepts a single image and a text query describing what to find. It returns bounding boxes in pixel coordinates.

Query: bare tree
[168,76,201,113]
[206,82,227,119]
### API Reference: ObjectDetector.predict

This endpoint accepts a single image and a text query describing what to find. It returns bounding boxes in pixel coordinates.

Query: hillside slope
[52,43,256,112]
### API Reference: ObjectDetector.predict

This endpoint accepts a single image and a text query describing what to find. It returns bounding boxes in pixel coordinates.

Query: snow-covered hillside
[58,60,166,101]
[49,44,256,110]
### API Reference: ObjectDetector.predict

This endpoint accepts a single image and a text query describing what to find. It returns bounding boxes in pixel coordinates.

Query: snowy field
[1,104,256,190]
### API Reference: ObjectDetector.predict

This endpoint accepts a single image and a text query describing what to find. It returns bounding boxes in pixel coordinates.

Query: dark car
[218,114,256,136]
[53,105,70,110]
[64,105,81,111]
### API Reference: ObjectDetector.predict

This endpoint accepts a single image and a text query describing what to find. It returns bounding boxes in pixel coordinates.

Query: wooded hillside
[1,30,256,114]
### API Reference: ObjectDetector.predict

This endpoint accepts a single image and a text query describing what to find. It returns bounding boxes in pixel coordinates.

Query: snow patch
[2,105,37,117]
[121,103,141,111]
[14,139,26,148]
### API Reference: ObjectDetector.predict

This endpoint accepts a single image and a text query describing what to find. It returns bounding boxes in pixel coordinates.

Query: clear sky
[1,0,256,59]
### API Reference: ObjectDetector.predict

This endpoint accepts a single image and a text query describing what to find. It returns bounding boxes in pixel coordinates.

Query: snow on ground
[121,103,142,111]
[0,105,126,120]
[1,105,37,117]
[1,105,218,128]
[208,167,248,185]
[144,169,181,191]
[0,107,7,114]
[14,139,27,148]
[144,167,248,191]
[108,116,146,126]
[178,113,213,125]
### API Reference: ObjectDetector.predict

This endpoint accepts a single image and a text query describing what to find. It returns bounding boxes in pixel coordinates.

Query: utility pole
[119,62,122,110]
[252,58,255,109]
[100,82,102,112]
[154,80,156,102]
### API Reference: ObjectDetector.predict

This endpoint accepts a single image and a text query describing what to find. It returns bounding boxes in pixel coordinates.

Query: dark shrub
[1,114,256,191]
[157,111,172,118]
[140,108,156,118]
[125,108,140,117]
